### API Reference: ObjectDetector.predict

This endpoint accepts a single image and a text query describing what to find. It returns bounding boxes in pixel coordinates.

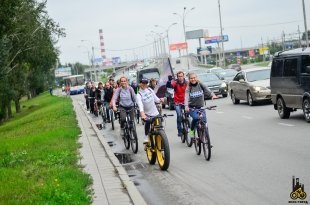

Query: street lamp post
[173,7,195,71]
[155,22,177,58]
[81,39,97,81]
[78,45,91,65]
[302,0,309,47]
[151,31,165,58]
[218,0,225,67]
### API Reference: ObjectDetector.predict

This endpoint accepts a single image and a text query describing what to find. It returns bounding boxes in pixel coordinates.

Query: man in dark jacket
[103,82,114,122]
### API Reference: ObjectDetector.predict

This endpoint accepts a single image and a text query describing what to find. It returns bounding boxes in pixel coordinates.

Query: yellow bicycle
[144,114,173,171]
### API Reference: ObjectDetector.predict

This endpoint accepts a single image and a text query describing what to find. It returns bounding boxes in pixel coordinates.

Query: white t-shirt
[137,88,160,116]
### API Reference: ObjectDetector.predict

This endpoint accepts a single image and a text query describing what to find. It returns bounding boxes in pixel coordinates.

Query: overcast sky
[46,0,308,65]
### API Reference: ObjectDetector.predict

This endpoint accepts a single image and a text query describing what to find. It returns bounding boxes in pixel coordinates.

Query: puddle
[114,153,133,164]
[96,124,103,130]
[107,141,115,147]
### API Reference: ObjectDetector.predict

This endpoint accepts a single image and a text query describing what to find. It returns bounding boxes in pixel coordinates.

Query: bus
[63,75,85,95]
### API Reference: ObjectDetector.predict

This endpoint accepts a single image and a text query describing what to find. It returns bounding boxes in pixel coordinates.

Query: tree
[0,0,65,122]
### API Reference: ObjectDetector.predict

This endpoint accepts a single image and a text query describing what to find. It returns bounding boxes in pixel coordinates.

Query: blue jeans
[175,104,183,135]
[189,109,207,130]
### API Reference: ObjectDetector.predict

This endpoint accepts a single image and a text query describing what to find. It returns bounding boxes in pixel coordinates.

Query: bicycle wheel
[110,110,115,130]
[185,119,193,147]
[101,107,106,128]
[180,120,186,143]
[155,130,170,170]
[146,135,156,165]
[130,126,138,154]
[136,110,140,124]
[202,127,211,161]
[123,127,130,150]
[194,128,201,155]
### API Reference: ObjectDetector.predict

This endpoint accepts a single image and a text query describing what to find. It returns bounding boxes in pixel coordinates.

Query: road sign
[205,35,229,44]
[169,42,188,51]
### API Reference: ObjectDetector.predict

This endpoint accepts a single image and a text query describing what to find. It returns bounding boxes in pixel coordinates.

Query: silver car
[229,67,271,106]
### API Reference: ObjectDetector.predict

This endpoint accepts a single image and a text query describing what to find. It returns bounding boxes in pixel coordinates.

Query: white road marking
[242,115,253,119]
[278,123,295,127]
[216,111,224,114]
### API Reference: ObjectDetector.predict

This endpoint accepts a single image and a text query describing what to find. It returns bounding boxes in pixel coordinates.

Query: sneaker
[188,129,195,138]
[143,135,149,144]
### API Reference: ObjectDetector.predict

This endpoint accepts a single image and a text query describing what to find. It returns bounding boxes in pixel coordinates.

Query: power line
[187,20,302,29]
[105,42,154,52]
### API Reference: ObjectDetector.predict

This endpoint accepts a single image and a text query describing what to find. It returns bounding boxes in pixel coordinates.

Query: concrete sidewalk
[72,99,146,205]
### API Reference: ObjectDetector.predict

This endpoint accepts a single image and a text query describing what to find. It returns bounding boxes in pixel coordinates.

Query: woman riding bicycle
[136,78,163,143]
[111,76,137,136]
[185,73,218,138]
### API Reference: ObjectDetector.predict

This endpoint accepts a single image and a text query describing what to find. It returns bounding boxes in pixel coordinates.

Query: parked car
[229,67,271,106]
[215,69,238,84]
[228,64,242,71]
[270,48,310,122]
[188,68,208,76]
[198,73,228,98]
[207,67,225,74]
[176,59,181,64]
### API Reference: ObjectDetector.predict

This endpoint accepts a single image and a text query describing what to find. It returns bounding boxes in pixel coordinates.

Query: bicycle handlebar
[142,114,174,122]
[190,105,217,111]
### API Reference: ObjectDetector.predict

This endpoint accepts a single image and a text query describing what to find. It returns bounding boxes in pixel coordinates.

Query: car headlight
[221,82,227,88]
[253,86,267,91]
[254,86,261,91]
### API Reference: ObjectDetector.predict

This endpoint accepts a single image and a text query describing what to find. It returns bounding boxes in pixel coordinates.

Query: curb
[80,104,147,205]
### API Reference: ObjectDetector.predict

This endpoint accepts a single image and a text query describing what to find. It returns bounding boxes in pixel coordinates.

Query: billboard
[112,57,121,65]
[186,29,209,40]
[169,42,188,51]
[205,35,229,44]
[55,67,71,77]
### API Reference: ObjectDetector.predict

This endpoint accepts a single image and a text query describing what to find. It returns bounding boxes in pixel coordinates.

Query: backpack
[189,83,211,100]
[116,86,136,104]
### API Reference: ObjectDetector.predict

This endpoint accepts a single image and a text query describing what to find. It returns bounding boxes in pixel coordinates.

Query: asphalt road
[74,94,309,205]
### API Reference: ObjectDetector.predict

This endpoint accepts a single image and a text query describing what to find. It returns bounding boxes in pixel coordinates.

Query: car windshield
[198,74,220,82]
[142,72,160,80]
[246,69,271,82]
[218,70,237,78]
[210,68,224,73]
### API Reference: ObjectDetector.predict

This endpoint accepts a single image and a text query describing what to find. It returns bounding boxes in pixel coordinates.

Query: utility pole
[298,25,302,48]
[218,0,225,67]
[302,0,309,47]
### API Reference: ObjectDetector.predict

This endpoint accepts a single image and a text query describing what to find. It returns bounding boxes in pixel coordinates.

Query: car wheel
[231,91,240,104]
[247,91,255,106]
[302,98,310,123]
[222,93,228,98]
[277,97,290,119]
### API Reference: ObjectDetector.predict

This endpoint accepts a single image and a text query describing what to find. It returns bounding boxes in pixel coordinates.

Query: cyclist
[111,76,137,136]
[130,80,139,94]
[84,82,91,111]
[103,81,114,122]
[185,72,218,138]
[149,78,157,90]
[166,71,187,137]
[136,78,162,143]
[88,82,97,114]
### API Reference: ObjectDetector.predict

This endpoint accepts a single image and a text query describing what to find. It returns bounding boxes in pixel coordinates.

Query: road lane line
[216,111,224,114]
[242,115,253,119]
[278,123,295,127]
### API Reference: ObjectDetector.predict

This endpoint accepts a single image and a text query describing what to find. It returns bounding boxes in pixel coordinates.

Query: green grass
[254,61,270,67]
[0,93,92,205]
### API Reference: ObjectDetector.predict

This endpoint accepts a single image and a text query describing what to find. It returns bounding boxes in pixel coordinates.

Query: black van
[136,67,160,83]
[270,48,310,122]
